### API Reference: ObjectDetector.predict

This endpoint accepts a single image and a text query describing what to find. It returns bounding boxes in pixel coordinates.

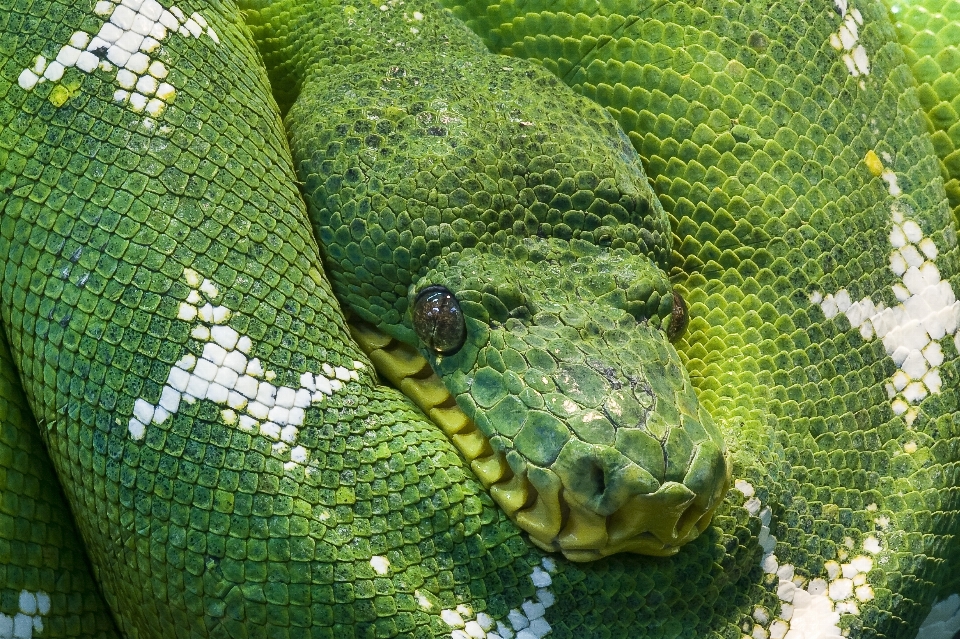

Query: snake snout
[536,436,731,561]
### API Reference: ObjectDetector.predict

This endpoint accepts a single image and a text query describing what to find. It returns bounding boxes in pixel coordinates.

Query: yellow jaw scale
[348,319,728,561]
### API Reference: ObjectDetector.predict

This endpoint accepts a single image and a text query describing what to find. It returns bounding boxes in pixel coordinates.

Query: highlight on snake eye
[413,285,468,354]
[1,0,959,637]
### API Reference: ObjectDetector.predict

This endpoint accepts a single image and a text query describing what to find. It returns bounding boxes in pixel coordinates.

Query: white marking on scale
[0,591,51,639]
[814,194,960,424]
[743,491,880,639]
[416,591,434,611]
[829,2,869,77]
[369,556,390,575]
[17,0,218,117]
[128,269,367,471]
[441,558,557,639]
[735,479,761,516]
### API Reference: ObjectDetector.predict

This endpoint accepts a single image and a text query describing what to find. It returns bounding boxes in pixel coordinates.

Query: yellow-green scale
[883,0,960,598]
[885,1,960,230]
[442,0,960,635]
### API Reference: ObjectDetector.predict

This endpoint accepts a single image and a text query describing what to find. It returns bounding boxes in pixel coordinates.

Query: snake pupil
[666,290,688,343]
[413,285,467,355]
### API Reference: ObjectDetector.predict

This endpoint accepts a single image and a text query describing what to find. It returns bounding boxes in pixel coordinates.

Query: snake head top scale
[284,1,731,560]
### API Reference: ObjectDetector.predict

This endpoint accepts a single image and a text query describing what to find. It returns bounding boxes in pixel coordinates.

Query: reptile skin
[0,0,959,638]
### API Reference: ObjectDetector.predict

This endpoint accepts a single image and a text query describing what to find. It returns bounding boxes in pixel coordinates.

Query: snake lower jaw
[476,451,733,561]
[348,316,733,561]
[524,468,733,562]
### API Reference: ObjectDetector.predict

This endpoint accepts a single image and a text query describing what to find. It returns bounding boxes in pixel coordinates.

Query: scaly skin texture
[0,331,120,639]
[240,0,729,560]
[443,0,960,630]
[0,2,960,639]
[884,0,960,227]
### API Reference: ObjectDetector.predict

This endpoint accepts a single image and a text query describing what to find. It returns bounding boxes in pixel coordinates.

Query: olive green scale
[886,0,960,226]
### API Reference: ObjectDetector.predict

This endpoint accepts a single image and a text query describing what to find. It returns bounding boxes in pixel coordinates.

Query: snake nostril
[588,462,606,499]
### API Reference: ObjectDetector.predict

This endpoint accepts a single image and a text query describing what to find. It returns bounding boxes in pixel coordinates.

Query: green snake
[1,0,960,636]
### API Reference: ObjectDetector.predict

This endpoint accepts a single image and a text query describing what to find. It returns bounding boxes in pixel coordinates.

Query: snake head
[406,237,731,560]
[290,42,731,559]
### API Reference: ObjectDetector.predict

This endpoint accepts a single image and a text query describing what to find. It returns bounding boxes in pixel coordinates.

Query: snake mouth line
[348,318,729,561]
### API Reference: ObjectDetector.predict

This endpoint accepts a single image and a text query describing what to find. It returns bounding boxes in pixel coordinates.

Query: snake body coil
[1,0,959,638]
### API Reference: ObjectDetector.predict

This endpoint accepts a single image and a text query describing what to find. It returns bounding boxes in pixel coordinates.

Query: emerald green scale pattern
[0,329,120,639]
[240,0,732,559]
[885,0,960,596]
[0,1,537,637]
[0,1,739,638]
[1,0,960,638]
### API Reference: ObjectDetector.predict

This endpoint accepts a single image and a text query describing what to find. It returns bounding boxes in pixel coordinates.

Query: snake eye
[413,285,467,355]
[666,290,688,343]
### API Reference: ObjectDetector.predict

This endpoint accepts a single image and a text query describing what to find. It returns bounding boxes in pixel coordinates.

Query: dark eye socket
[412,285,467,355]
[666,290,688,343]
